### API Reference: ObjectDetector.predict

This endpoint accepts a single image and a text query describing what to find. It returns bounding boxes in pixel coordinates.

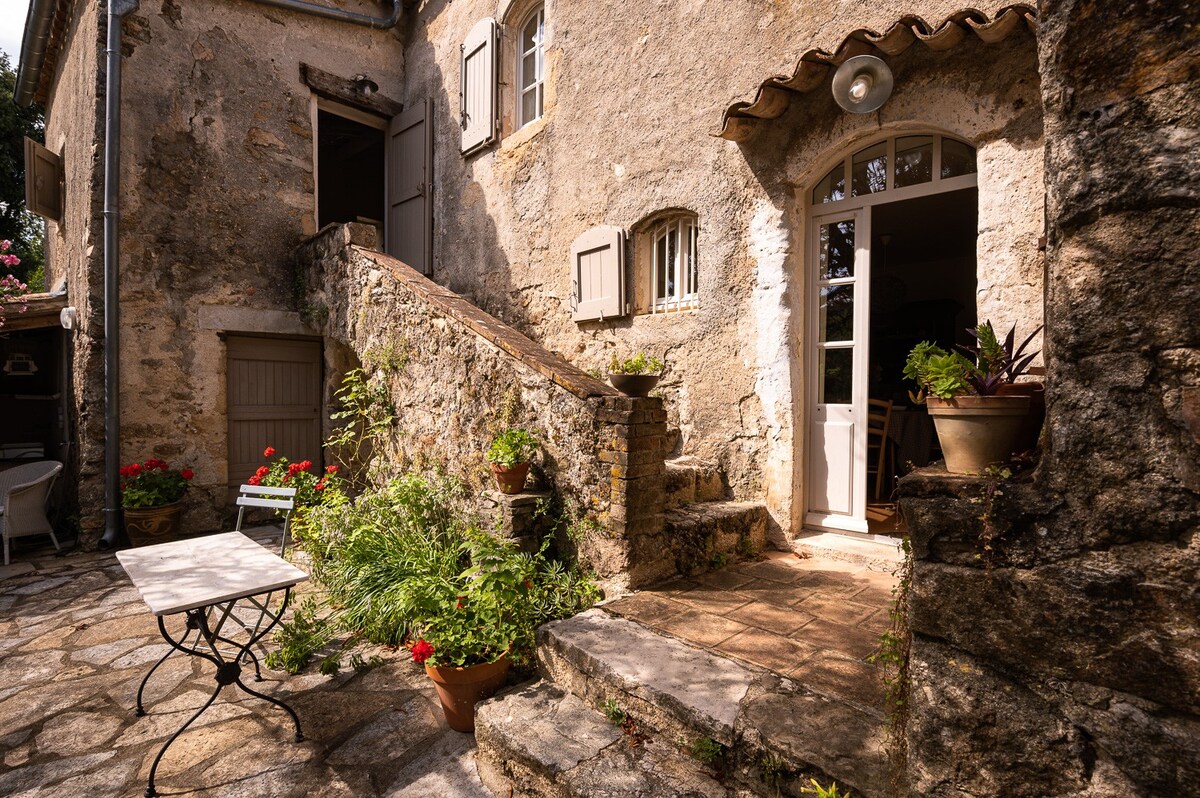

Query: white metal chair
[234,484,298,557]
[0,461,64,566]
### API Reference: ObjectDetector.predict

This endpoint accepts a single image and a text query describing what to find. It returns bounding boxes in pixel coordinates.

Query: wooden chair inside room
[867,399,894,502]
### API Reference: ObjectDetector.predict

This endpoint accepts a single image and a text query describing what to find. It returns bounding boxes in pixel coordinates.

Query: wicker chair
[0,461,64,566]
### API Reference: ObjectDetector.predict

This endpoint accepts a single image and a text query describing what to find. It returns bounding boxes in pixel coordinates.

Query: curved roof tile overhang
[716,4,1038,142]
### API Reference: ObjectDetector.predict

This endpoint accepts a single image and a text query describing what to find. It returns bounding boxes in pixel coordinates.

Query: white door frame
[803,133,979,535]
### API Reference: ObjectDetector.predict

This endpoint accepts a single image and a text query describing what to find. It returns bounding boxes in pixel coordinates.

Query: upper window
[812,135,977,205]
[650,215,698,312]
[517,6,545,128]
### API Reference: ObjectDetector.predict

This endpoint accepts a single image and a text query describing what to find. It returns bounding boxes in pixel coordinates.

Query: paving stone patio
[603,550,897,710]
[0,534,491,798]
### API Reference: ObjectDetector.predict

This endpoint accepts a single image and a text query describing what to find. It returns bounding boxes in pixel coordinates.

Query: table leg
[136,621,195,717]
[140,589,303,798]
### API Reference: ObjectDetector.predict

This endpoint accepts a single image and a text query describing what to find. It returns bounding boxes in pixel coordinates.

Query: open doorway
[866,187,977,533]
[316,105,386,234]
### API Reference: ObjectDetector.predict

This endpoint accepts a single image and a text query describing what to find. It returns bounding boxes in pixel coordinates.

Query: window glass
[812,162,845,205]
[655,232,668,299]
[651,216,698,309]
[518,8,545,127]
[818,220,855,280]
[851,142,887,196]
[894,135,933,188]
[819,285,854,342]
[941,138,977,178]
[820,348,853,404]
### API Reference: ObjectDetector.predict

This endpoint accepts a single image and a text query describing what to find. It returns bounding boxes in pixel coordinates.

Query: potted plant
[961,324,1045,453]
[606,352,665,397]
[406,529,538,732]
[121,458,195,545]
[904,321,1040,474]
[486,428,538,495]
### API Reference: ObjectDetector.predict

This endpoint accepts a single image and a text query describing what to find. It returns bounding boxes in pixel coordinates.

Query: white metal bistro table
[116,531,309,798]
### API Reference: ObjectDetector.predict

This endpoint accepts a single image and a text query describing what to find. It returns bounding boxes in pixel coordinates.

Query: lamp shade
[832,55,894,114]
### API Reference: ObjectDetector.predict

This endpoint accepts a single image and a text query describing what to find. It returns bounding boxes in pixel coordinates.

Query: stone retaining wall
[297,224,669,590]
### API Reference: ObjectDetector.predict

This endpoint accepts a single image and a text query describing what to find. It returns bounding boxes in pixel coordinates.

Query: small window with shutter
[24,137,62,223]
[570,225,626,323]
[460,18,498,155]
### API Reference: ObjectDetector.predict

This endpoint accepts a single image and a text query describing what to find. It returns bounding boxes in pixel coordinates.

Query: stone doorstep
[792,532,904,573]
[511,608,887,798]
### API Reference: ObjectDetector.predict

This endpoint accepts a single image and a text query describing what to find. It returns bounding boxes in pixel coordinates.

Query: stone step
[664,501,769,575]
[665,456,727,509]
[475,680,733,798]
[792,531,904,573]
[534,609,888,798]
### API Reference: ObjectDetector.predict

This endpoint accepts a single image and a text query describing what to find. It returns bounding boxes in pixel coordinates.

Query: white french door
[805,209,871,533]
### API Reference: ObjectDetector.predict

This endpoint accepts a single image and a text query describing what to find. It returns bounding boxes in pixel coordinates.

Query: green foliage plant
[325,368,397,492]
[602,698,627,726]
[800,779,853,798]
[248,446,343,512]
[868,536,913,795]
[902,342,974,401]
[120,458,194,508]
[264,597,334,674]
[608,351,665,375]
[0,53,46,285]
[486,428,539,468]
[689,737,727,768]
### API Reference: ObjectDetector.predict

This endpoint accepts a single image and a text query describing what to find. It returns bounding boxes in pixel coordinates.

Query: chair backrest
[0,461,64,498]
[867,399,894,440]
[235,484,298,557]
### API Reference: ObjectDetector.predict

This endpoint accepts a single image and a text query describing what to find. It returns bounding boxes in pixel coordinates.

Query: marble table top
[116,532,309,617]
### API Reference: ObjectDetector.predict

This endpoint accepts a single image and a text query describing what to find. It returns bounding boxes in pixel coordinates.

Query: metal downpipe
[100,0,140,549]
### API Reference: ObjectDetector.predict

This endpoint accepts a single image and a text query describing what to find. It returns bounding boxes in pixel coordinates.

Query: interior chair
[867,399,894,502]
[0,461,64,566]
[234,483,298,557]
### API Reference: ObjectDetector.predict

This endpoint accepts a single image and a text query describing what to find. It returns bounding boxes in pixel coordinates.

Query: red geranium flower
[127,463,142,476]
[455,596,466,610]
[181,468,194,481]
[287,462,303,477]
[263,446,276,458]
[325,465,339,474]
[411,639,435,665]
[298,460,313,472]
[247,475,261,486]
[314,479,326,492]
[255,465,270,478]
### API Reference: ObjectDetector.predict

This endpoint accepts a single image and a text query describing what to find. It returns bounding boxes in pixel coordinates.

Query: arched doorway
[805,133,978,535]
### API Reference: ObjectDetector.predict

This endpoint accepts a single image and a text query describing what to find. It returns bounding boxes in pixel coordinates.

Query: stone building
[13,0,1198,795]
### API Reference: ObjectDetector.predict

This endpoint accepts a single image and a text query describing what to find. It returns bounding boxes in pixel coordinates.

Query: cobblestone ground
[0,533,492,798]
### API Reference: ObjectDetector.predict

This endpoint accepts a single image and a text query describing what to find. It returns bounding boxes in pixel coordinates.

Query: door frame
[802,132,980,535]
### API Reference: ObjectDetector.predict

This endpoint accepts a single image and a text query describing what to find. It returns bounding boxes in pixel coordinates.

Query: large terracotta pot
[490,462,530,495]
[607,373,660,397]
[123,501,184,546]
[926,395,1031,474]
[425,655,510,732]
[996,381,1046,454]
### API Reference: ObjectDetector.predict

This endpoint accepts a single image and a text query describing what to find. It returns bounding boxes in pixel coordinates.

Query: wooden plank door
[386,99,433,274]
[805,209,871,533]
[226,336,323,495]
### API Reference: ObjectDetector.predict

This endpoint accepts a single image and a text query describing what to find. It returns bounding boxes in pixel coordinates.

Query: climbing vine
[869,535,912,796]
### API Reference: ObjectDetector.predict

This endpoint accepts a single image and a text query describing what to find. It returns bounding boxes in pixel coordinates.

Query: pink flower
[411,639,435,665]
[263,446,276,458]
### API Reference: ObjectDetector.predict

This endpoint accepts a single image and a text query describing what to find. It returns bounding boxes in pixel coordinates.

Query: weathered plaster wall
[41,0,106,542]
[901,1,1200,794]
[401,0,1043,537]
[108,0,405,534]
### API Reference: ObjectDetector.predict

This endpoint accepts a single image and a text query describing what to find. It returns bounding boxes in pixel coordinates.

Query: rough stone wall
[402,0,1044,538]
[901,2,1200,795]
[298,224,670,591]
[105,0,405,536]
[40,0,107,543]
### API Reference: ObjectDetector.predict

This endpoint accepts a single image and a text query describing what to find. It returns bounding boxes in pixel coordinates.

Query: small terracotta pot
[490,462,530,495]
[926,395,1030,474]
[425,655,510,733]
[996,381,1045,454]
[607,373,660,397]
[123,501,185,546]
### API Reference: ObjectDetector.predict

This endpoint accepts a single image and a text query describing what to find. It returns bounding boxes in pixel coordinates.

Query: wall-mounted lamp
[60,306,78,330]
[353,74,379,97]
[832,55,894,114]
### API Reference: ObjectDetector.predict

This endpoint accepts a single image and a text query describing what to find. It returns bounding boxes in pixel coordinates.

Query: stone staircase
[475,609,887,798]
[662,455,769,576]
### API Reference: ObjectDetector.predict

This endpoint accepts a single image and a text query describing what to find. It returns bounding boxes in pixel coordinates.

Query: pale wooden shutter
[24,137,61,222]
[386,100,434,275]
[570,225,626,322]
[460,18,497,155]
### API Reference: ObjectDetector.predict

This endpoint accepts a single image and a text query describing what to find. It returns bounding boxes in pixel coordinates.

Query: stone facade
[899,3,1200,794]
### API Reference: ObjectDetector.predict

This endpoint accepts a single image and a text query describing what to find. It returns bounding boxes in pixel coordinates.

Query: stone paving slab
[0,538,492,797]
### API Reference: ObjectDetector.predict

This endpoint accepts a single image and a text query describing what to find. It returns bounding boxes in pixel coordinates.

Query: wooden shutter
[386,100,433,275]
[24,137,61,222]
[570,225,626,322]
[460,18,498,155]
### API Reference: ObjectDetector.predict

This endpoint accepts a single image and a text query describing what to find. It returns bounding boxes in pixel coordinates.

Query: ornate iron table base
[135,587,304,798]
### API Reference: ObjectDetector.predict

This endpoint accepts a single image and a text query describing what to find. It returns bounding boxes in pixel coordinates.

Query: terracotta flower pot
[123,501,185,547]
[607,373,660,397]
[490,462,530,495]
[926,395,1031,474]
[996,381,1046,454]
[425,655,510,733]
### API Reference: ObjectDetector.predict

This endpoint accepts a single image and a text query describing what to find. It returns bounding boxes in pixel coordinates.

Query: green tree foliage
[0,52,46,288]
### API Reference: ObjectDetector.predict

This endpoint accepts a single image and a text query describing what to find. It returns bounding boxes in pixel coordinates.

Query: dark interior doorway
[867,186,977,527]
[317,108,385,232]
